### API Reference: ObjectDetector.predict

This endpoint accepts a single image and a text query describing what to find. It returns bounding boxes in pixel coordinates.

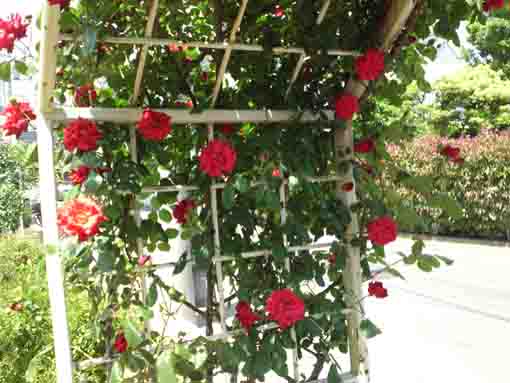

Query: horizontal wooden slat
[45,107,334,124]
[60,33,359,57]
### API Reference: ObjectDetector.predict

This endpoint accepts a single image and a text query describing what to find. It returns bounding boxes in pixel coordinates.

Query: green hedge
[388,131,510,240]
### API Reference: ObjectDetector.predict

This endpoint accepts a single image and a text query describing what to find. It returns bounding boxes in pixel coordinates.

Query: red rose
[235,301,261,332]
[408,36,417,44]
[274,5,284,17]
[74,84,97,107]
[48,0,71,7]
[342,182,354,192]
[355,48,385,81]
[138,255,151,267]
[328,253,337,265]
[57,197,107,242]
[483,0,505,11]
[1,100,36,138]
[220,123,235,135]
[199,139,237,177]
[335,93,359,121]
[272,168,281,177]
[64,118,103,152]
[354,138,376,153]
[114,333,128,353]
[367,216,398,246]
[0,14,29,52]
[368,281,388,299]
[440,144,461,161]
[201,72,209,81]
[265,289,305,330]
[0,28,15,52]
[69,166,91,185]
[172,199,195,225]
[137,109,172,142]
[4,14,28,40]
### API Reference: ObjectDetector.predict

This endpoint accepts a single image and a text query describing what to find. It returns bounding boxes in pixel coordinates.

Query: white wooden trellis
[36,1,417,382]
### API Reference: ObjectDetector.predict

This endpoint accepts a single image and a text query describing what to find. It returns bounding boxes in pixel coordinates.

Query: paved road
[365,238,510,383]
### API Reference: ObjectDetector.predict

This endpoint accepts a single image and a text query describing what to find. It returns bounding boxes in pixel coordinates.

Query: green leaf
[110,361,123,383]
[234,175,249,193]
[25,346,52,382]
[158,242,170,251]
[159,209,172,223]
[429,194,463,219]
[0,62,11,81]
[122,319,143,348]
[173,252,188,275]
[166,228,179,239]
[157,350,177,383]
[360,319,382,339]
[222,183,235,210]
[96,252,114,272]
[272,245,287,260]
[327,364,342,383]
[14,61,28,76]
[147,282,158,307]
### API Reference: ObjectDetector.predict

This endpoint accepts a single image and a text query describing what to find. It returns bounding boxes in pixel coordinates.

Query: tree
[467,8,510,78]
[431,64,510,136]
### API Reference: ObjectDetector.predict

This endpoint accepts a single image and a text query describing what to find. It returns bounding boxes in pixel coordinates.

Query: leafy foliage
[467,7,510,78]
[0,237,105,383]
[432,65,510,136]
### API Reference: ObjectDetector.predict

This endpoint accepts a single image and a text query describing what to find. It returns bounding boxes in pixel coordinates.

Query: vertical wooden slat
[284,0,331,100]
[38,3,73,383]
[128,0,160,326]
[209,0,249,332]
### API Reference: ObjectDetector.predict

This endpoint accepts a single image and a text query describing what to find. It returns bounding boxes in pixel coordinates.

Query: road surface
[365,237,510,383]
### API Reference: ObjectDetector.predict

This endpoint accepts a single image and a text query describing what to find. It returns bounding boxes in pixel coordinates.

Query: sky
[1,1,469,85]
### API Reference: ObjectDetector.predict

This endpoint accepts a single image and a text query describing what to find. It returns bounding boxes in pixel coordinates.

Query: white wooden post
[38,3,74,383]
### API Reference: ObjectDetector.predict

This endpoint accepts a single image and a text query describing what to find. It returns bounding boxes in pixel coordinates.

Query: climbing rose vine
[22,0,477,381]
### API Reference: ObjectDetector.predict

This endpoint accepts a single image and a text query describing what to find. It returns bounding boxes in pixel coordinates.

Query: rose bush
[0,0,488,381]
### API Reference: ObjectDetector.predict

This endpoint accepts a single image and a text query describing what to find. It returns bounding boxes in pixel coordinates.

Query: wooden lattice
[36,1,417,382]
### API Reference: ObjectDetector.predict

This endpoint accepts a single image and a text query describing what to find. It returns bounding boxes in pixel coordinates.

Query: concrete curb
[398,233,510,248]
